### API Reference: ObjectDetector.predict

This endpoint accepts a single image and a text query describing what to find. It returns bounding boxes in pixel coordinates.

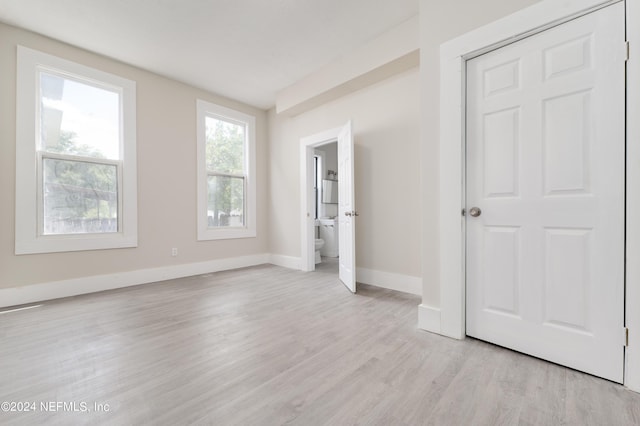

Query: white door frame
[626,0,640,393]
[436,0,640,391]
[300,126,343,272]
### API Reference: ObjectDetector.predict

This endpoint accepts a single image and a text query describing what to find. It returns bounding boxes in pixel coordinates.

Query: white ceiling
[0,0,419,110]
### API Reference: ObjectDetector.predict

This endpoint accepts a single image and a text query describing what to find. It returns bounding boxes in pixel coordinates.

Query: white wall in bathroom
[316,143,337,180]
[315,142,338,218]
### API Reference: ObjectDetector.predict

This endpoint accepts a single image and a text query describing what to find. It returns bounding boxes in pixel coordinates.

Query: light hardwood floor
[1,263,639,425]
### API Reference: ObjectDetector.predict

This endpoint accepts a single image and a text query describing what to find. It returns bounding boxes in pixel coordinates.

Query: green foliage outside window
[205,117,246,227]
[43,131,118,234]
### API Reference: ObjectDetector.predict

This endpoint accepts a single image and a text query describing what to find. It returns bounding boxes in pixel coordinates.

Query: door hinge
[624,327,629,347]
[625,41,630,62]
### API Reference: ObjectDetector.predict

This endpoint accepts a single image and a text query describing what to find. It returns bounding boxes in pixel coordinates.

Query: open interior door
[337,121,356,293]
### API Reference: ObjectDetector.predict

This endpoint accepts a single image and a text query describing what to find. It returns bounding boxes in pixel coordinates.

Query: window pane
[40,72,120,160]
[207,175,244,227]
[43,158,118,235]
[205,116,245,174]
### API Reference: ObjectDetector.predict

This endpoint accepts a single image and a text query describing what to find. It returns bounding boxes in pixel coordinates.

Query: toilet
[314,220,325,264]
[314,238,325,264]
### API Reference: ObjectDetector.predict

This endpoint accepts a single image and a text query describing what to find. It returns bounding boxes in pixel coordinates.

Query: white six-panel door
[338,121,356,293]
[466,3,625,382]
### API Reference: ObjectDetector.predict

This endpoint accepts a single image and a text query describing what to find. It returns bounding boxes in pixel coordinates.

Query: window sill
[197,228,256,241]
[15,234,137,255]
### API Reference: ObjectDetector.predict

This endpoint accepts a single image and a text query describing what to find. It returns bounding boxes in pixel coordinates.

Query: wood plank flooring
[0,262,639,425]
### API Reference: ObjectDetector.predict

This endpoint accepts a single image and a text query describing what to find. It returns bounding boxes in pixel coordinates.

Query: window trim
[196,99,256,240]
[15,46,137,254]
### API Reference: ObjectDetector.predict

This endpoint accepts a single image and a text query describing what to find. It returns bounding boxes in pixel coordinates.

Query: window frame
[196,99,256,240]
[15,46,137,255]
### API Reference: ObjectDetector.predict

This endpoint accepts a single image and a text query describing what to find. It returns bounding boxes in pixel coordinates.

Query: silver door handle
[469,207,482,217]
[345,211,359,217]
[345,212,352,217]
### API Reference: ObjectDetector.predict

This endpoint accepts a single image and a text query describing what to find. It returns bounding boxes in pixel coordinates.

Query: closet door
[466,3,625,382]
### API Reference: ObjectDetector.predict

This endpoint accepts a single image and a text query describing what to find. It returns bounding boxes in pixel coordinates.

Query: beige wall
[0,1,545,297]
[0,23,268,289]
[418,0,542,306]
[268,67,421,278]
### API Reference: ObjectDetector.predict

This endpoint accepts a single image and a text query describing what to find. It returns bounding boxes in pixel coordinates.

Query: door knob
[353,211,359,217]
[469,207,482,217]
[345,212,352,217]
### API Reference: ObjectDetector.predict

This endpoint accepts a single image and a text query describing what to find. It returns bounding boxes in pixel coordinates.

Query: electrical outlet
[171,248,178,257]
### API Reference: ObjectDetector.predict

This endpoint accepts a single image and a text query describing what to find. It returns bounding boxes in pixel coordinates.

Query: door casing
[433,0,639,390]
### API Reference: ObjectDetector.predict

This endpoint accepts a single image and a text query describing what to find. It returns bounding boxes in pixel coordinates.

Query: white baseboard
[356,267,421,295]
[1,253,424,310]
[418,304,441,334]
[0,253,269,308]
[268,254,302,270]
[266,256,422,296]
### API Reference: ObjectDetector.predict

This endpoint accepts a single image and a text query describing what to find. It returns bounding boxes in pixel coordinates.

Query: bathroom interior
[313,142,339,271]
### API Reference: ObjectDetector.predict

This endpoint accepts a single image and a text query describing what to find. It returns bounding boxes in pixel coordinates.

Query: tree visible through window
[39,71,121,235]
[205,116,246,228]
[196,99,255,241]
[42,131,118,234]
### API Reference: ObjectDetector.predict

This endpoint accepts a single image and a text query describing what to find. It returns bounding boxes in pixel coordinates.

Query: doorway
[313,144,339,271]
[300,122,356,293]
[464,4,624,382]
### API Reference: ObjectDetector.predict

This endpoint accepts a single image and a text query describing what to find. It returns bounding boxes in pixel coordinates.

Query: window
[197,100,256,240]
[16,46,137,254]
